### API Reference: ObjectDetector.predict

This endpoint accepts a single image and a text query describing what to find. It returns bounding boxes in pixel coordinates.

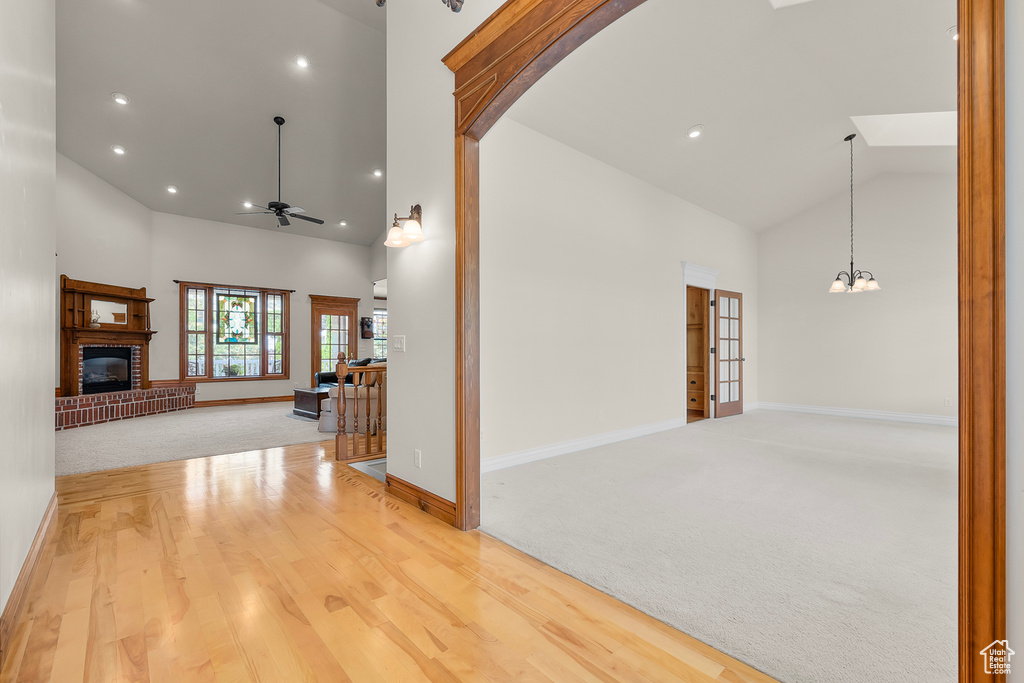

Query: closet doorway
[686,285,710,423]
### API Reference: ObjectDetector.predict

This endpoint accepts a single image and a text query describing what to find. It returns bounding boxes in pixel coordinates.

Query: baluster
[353,370,363,456]
[363,371,372,455]
[335,352,348,460]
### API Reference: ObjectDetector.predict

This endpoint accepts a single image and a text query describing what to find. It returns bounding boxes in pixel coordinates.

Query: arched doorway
[443,1,1004,679]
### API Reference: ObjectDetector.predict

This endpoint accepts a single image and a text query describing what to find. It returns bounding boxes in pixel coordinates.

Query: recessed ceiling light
[373,169,383,177]
[295,54,310,68]
[947,25,958,40]
[111,92,130,105]
[339,220,347,226]
[242,201,253,208]
[111,145,126,155]
[167,186,178,194]
[687,124,705,139]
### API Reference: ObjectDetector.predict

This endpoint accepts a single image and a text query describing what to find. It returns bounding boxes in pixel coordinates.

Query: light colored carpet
[56,403,328,476]
[480,410,957,683]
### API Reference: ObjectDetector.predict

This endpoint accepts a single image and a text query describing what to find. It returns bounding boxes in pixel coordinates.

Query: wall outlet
[392,335,406,353]
[944,397,954,407]
[413,449,422,468]
[194,386,201,394]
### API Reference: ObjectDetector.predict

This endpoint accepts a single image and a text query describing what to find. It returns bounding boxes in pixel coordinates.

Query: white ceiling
[504,0,957,232]
[56,0,387,245]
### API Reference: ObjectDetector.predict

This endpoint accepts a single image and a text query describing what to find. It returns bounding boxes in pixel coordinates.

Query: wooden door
[310,295,359,386]
[685,286,710,422]
[714,290,744,418]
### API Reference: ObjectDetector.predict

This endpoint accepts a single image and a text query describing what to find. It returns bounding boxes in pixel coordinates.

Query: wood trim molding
[445,0,1005,676]
[384,474,456,527]
[150,379,197,389]
[0,492,58,669]
[194,395,293,408]
[958,0,1006,680]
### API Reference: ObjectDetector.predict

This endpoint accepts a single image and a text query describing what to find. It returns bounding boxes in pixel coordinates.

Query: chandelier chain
[849,135,855,266]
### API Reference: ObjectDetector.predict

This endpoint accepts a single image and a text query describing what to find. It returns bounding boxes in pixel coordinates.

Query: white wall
[0,0,56,615]
[1005,0,1023,675]
[148,212,375,399]
[56,155,152,286]
[479,118,758,459]
[56,158,377,401]
[758,173,958,418]
[385,0,503,501]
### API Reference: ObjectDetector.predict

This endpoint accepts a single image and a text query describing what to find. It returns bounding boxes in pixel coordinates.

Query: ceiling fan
[236,116,325,227]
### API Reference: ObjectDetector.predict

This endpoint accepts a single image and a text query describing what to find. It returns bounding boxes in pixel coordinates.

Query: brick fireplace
[58,275,195,430]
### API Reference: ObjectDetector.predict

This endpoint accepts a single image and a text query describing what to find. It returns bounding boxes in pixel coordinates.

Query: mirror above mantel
[91,299,128,325]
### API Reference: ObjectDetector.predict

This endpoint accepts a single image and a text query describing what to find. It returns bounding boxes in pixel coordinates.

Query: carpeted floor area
[480,410,958,683]
[56,402,328,476]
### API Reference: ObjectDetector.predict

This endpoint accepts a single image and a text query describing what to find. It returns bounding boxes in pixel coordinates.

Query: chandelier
[828,133,881,294]
[375,0,463,11]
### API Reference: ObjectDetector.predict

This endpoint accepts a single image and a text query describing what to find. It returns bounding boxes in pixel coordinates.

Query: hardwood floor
[0,441,777,682]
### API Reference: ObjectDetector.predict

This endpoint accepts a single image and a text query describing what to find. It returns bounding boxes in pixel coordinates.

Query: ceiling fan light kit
[236,116,326,228]
[827,133,880,294]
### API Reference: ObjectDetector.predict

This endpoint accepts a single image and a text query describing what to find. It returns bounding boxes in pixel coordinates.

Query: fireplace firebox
[82,347,133,394]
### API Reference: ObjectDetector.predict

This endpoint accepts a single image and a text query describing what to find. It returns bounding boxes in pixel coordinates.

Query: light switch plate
[392,335,406,352]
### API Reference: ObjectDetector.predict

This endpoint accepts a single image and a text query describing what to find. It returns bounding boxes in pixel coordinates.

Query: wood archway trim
[443,0,647,532]
[444,1,1005,680]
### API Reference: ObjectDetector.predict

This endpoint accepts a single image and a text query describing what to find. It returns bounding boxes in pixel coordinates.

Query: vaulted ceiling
[504,0,958,232]
[56,0,387,245]
[57,0,956,245]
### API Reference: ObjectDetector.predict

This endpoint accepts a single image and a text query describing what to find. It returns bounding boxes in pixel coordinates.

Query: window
[179,282,289,380]
[373,308,388,358]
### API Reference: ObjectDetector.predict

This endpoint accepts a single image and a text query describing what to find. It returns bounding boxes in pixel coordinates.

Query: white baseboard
[482,416,688,473]
[755,402,958,427]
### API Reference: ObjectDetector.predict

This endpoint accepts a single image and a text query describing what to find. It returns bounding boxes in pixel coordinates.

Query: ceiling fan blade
[235,211,273,215]
[282,206,306,214]
[291,214,325,225]
[278,214,291,227]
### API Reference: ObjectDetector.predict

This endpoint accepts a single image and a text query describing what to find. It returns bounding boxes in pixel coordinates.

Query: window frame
[178,281,291,382]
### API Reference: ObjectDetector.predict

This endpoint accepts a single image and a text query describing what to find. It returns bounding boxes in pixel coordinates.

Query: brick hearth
[55,386,195,430]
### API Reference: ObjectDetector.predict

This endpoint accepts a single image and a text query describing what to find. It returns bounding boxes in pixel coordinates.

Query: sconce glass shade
[852,277,868,291]
[829,278,848,293]
[402,219,425,242]
[384,225,409,248]
[865,278,881,291]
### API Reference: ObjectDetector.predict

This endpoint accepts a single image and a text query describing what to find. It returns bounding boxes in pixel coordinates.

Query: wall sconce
[385,204,424,248]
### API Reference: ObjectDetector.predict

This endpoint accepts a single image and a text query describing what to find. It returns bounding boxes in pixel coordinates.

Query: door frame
[443,1,1004,679]
[309,295,359,386]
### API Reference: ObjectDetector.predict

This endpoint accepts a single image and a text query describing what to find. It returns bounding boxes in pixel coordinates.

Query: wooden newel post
[335,352,349,459]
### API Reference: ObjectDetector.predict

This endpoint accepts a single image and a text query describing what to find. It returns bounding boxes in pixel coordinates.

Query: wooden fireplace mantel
[60,275,157,397]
